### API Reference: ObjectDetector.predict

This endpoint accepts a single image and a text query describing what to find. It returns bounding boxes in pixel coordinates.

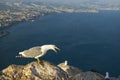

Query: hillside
[0,60,120,80]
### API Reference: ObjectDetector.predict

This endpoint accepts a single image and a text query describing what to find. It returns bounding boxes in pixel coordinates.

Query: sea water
[0,11,120,76]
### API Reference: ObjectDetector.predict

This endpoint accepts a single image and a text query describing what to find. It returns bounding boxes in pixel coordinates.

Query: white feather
[19,51,26,56]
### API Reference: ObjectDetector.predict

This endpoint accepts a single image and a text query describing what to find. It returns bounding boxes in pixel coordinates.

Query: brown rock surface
[58,61,82,79]
[0,60,120,80]
[58,61,104,80]
[72,71,104,80]
[0,61,68,80]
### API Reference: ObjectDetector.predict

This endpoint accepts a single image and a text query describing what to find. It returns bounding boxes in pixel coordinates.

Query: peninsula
[1,0,120,28]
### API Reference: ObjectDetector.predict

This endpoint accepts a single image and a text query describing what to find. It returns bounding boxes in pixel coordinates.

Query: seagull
[105,72,110,80]
[64,60,68,66]
[16,44,60,64]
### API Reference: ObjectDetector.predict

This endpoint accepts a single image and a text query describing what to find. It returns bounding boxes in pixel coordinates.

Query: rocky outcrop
[0,60,120,80]
[0,61,68,80]
[58,61,82,79]
[71,71,104,80]
[58,61,104,80]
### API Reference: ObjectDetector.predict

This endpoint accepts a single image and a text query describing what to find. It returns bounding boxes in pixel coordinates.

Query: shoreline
[1,10,120,29]
[0,11,120,77]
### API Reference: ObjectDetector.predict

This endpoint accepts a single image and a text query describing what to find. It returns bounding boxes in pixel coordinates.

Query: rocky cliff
[0,60,119,80]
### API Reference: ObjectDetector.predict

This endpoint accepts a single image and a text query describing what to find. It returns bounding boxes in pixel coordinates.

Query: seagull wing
[23,46,42,58]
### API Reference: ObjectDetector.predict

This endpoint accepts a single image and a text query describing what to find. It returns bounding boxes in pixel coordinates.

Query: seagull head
[16,52,26,58]
[41,44,60,53]
[51,45,60,53]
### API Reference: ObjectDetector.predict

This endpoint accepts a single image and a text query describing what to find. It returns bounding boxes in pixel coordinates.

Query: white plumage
[16,44,60,63]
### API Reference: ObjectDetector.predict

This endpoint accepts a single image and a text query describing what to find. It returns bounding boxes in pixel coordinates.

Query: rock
[109,76,120,80]
[109,77,117,80]
[0,61,69,80]
[117,76,120,80]
[0,60,119,80]
[58,61,104,80]
[72,71,104,80]
[58,61,82,79]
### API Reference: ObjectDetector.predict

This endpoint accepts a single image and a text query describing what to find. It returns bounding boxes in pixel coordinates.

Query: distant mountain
[0,0,120,11]
[1,0,120,5]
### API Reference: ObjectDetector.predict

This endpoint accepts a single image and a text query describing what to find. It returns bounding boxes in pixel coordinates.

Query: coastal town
[0,1,120,37]
[0,1,98,28]
[0,1,120,28]
[1,1,94,37]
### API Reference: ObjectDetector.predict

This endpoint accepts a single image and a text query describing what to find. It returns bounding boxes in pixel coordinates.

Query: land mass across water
[0,0,120,28]
[0,1,97,28]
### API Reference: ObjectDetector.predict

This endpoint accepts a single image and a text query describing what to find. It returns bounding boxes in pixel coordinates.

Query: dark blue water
[0,11,120,76]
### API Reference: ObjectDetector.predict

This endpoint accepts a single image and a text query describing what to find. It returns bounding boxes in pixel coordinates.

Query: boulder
[0,61,68,80]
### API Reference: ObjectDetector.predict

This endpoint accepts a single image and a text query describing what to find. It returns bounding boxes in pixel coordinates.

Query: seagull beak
[16,54,23,58]
[16,52,25,58]
[54,47,60,53]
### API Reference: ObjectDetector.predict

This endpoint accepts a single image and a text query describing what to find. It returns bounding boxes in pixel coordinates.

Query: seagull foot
[36,58,44,66]
[37,58,40,64]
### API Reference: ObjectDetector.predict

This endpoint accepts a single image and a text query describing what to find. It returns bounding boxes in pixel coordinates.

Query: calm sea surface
[0,11,120,76]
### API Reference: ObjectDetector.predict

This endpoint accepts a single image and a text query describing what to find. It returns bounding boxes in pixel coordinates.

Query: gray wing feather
[23,46,42,58]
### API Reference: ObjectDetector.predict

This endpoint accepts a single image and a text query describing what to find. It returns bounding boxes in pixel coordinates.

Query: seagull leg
[36,58,44,66]
[37,58,41,64]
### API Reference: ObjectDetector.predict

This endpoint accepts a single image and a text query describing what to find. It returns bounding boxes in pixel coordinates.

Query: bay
[0,11,120,76]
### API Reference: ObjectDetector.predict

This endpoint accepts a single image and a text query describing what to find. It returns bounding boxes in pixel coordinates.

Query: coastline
[0,10,120,76]
[1,10,120,29]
